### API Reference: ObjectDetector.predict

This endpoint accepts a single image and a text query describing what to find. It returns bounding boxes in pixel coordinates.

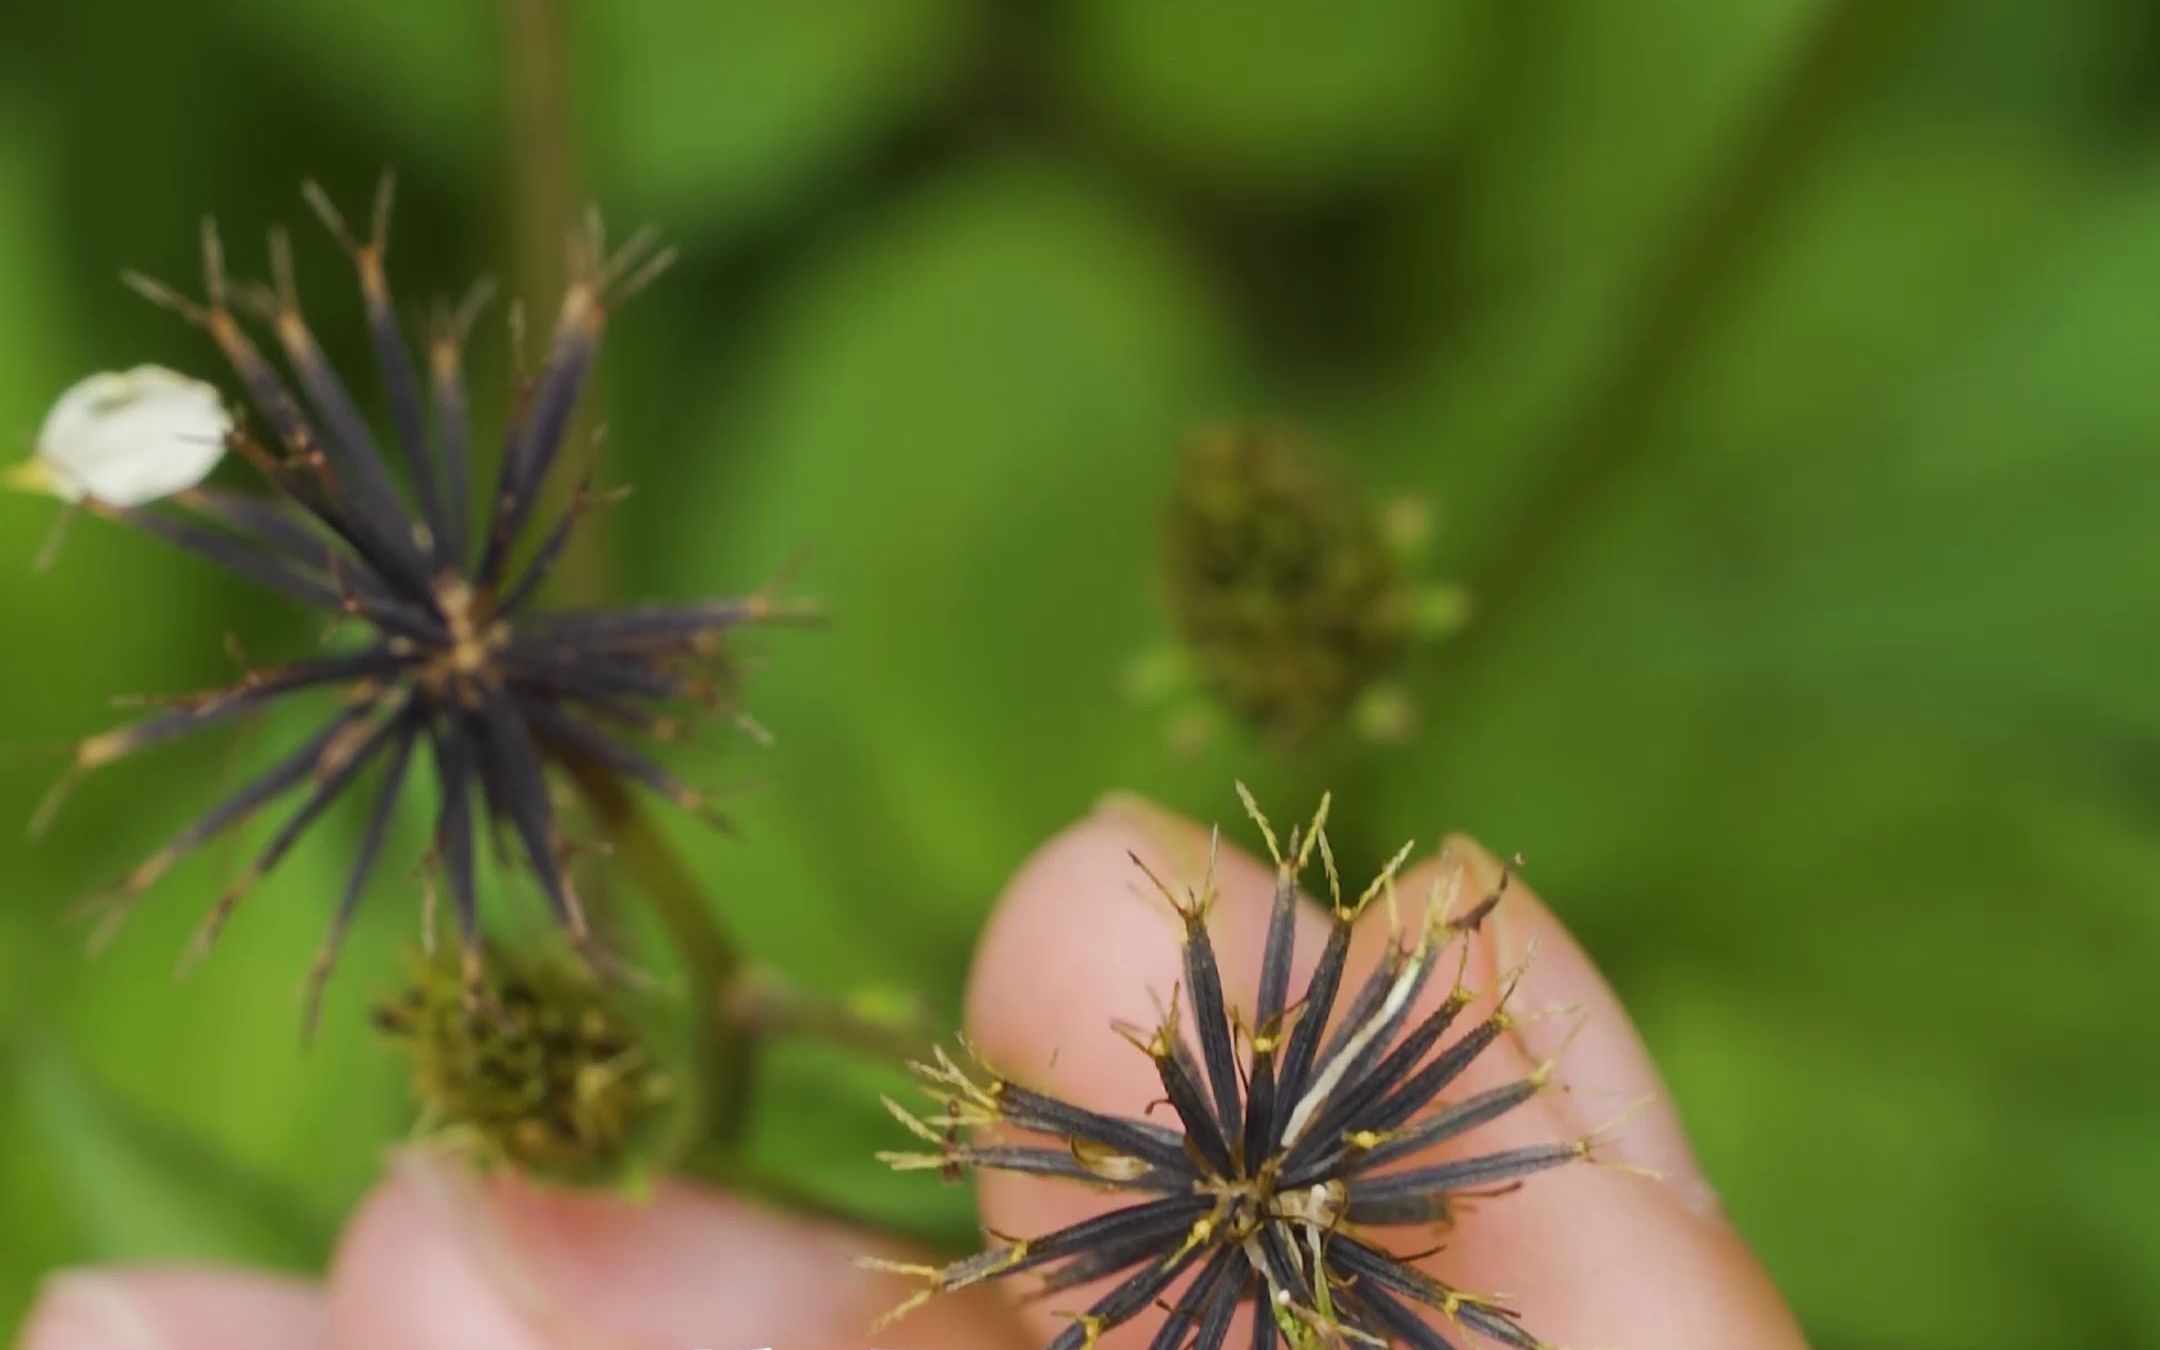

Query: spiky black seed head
[1162,426,1460,745]
[874,789,1587,1350]
[28,175,812,1022]
[375,944,672,1183]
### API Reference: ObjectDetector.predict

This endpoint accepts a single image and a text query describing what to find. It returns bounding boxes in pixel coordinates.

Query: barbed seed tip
[370,168,397,247]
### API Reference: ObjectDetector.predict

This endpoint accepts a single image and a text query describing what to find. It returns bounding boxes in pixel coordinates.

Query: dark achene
[36,177,812,1028]
[874,789,1609,1350]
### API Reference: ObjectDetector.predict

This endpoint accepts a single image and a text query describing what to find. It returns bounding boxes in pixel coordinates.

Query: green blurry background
[2,2,2157,1346]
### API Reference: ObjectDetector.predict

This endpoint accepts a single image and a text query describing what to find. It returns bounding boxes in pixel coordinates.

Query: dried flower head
[874,789,1598,1350]
[1149,426,1465,748]
[374,945,672,1183]
[26,176,810,1025]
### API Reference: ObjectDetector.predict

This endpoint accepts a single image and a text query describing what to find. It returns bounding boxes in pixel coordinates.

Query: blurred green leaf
[204,0,496,171]
[36,696,426,1228]
[652,159,1232,979]
[585,0,979,229]
[745,1043,976,1246]
[1058,0,1483,197]
[1339,12,2160,1345]
[1651,980,2067,1349]
[1464,0,1831,289]
[18,1043,333,1267]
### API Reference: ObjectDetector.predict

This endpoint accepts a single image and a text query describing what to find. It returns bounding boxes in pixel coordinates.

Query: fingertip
[955,803,1803,1350]
[965,792,1328,1115]
[966,798,1202,1094]
[327,1153,1017,1350]
[1399,835,1808,1347]
[1435,1162,1812,1349]
[326,1160,537,1350]
[1434,831,1718,1210]
[963,793,1303,1342]
[959,800,1213,1343]
[19,1268,328,1350]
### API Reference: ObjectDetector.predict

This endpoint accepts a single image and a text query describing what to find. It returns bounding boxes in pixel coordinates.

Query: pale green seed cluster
[374,947,673,1183]
[1158,426,1462,746]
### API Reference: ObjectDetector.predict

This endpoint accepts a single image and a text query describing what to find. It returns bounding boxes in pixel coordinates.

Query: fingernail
[1452,836,1726,1221]
[1093,790,1232,899]
[391,1149,607,1349]
[23,1273,166,1350]
[1091,790,1209,864]
[1086,792,1227,936]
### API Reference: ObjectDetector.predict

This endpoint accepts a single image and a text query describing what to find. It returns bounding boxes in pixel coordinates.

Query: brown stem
[724,972,930,1065]
[566,761,757,1158]
[499,0,608,608]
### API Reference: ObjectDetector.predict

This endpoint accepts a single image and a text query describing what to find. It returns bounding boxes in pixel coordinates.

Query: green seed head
[374,946,673,1184]
[1163,425,1438,745]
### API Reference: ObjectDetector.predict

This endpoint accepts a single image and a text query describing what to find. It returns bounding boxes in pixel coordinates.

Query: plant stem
[569,763,932,1177]
[498,0,905,1188]
[1433,0,1940,700]
[566,761,758,1164]
[725,973,929,1065]
[499,0,607,608]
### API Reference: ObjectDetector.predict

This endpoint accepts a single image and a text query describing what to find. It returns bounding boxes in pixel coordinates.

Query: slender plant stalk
[497,0,928,1187]
[568,761,931,1171]
[1437,0,1942,696]
[500,0,611,607]
[566,760,758,1161]
[501,0,760,1162]
[726,972,929,1064]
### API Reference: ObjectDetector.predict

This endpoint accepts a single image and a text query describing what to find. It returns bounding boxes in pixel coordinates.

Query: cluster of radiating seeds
[20,178,809,1030]
[873,789,1596,1350]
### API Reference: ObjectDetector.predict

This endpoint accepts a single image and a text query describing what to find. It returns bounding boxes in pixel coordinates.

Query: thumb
[963,795,1808,1350]
[1422,832,1810,1349]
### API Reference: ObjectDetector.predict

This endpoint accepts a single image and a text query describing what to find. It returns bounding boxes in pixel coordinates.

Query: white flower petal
[27,366,231,508]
